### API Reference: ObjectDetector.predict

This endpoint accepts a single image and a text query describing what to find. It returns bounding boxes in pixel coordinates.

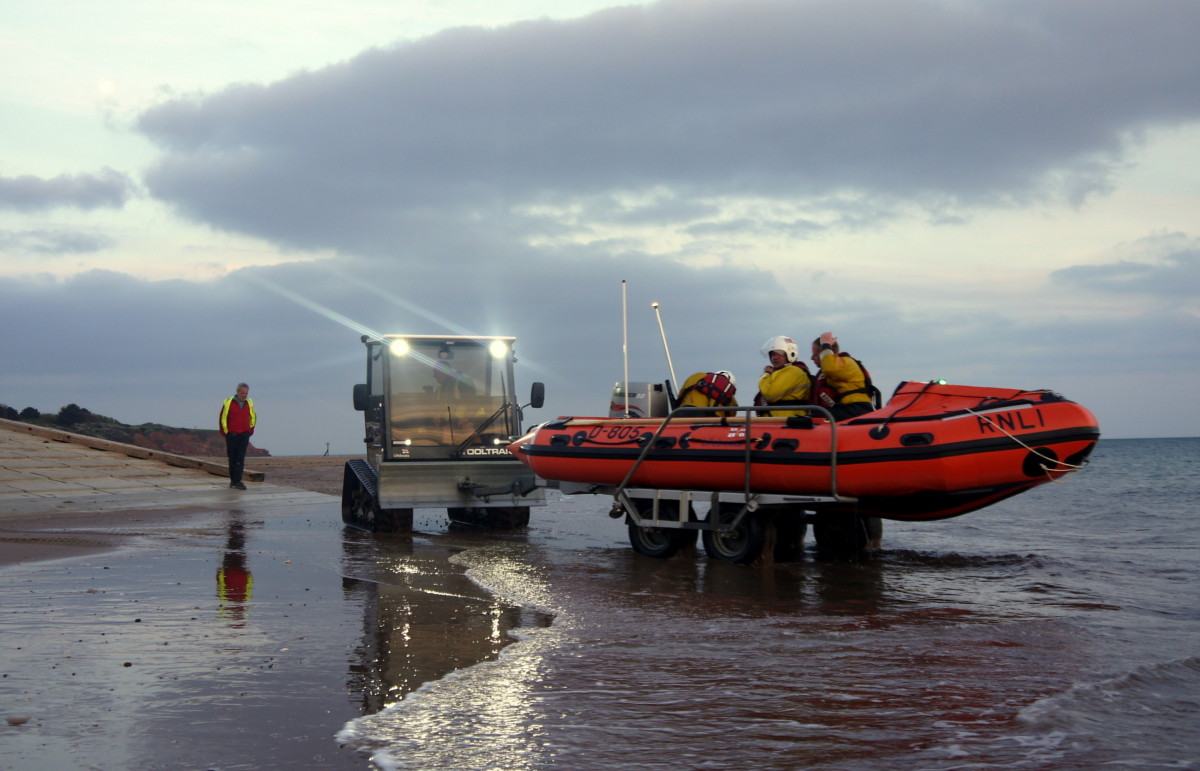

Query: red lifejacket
[811,353,878,408]
[679,371,737,407]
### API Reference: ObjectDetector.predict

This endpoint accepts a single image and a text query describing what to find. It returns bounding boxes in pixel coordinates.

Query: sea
[1,437,1196,770]
[338,436,1200,770]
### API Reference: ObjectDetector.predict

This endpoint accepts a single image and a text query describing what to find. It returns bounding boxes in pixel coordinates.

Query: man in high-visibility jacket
[218,382,256,489]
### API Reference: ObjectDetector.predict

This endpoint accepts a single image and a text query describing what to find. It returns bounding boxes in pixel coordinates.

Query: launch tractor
[342,334,546,532]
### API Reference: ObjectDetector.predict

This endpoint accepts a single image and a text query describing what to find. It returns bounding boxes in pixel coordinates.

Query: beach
[3,428,1198,770]
[0,424,349,567]
[0,428,465,769]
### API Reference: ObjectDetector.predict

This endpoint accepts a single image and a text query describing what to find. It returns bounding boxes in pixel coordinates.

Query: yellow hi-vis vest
[220,397,256,434]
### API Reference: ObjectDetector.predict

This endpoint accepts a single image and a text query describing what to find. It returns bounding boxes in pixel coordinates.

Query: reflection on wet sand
[216,517,254,628]
[340,530,552,715]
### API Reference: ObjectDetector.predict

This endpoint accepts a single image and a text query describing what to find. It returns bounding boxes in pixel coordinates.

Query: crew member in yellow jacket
[811,331,875,421]
[754,336,811,417]
[677,371,738,417]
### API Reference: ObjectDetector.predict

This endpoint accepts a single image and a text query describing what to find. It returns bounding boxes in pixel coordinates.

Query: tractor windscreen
[384,339,515,450]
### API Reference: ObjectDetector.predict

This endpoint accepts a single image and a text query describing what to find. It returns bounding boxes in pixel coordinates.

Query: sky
[2,0,1198,456]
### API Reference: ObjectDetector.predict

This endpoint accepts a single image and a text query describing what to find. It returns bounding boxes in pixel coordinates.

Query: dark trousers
[225,432,251,484]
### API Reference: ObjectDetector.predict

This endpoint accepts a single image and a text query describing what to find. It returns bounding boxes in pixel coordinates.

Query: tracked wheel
[341,460,413,533]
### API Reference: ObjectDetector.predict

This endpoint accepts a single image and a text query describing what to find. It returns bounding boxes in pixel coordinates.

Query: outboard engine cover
[609,381,670,418]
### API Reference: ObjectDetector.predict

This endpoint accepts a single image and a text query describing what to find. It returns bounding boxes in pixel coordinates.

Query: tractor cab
[345,334,545,532]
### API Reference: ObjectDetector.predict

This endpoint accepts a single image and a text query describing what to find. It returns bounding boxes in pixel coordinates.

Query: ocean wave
[1013,656,1200,765]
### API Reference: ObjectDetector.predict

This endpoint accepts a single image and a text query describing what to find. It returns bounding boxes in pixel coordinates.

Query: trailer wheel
[447,507,530,530]
[701,503,766,564]
[772,510,809,562]
[626,499,697,559]
[812,514,882,558]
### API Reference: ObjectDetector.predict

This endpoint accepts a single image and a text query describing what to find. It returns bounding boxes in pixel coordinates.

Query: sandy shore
[0,450,519,769]
[0,454,353,568]
[213,454,350,496]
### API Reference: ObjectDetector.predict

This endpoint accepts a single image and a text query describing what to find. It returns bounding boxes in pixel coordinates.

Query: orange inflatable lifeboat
[509,380,1100,522]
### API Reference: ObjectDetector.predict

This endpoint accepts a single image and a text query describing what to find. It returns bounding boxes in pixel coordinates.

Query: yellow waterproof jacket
[813,351,871,408]
[756,365,811,417]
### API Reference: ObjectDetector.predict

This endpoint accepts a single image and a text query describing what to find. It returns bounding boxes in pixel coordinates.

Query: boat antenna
[652,301,678,391]
[622,280,630,417]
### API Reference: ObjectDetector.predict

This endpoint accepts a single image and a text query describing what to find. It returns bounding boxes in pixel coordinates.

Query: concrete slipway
[0,418,330,518]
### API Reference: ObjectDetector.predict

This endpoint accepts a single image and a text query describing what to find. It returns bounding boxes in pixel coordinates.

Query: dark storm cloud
[0,229,116,254]
[0,168,135,212]
[136,0,1200,256]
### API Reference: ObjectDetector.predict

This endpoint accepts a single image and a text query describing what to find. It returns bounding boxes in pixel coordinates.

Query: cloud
[5,0,1199,451]
[0,254,782,453]
[0,229,116,255]
[4,232,1196,454]
[1051,232,1200,302]
[136,0,1200,258]
[0,168,136,212]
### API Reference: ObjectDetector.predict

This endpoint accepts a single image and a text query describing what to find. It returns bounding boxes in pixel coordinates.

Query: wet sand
[0,455,350,568]
[235,455,349,497]
[1,447,503,769]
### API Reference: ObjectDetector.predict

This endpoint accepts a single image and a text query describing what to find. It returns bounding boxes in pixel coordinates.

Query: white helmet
[715,370,736,387]
[760,336,799,363]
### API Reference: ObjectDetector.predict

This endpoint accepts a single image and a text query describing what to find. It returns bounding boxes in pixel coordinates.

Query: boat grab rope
[962,406,1088,480]
[872,379,939,432]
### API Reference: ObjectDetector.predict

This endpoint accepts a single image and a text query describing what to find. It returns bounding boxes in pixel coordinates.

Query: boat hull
[509,381,1100,521]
